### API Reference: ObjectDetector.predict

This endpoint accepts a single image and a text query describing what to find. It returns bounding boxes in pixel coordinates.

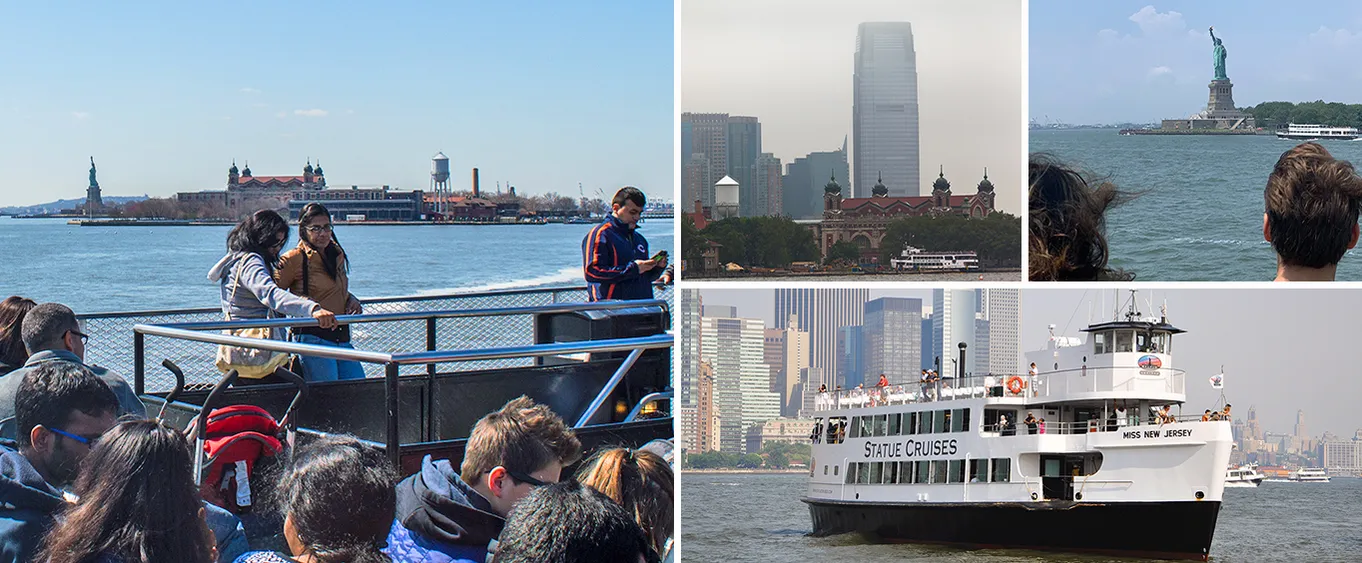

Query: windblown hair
[39,420,215,563]
[460,396,583,485]
[228,209,291,268]
[1028,153,1135,281]
[0,296,37,368]
[576,447,674,554]
[1264,142,1362,268]
[272,435,398,563]
[297,202,348,279]
[490,481,659,563]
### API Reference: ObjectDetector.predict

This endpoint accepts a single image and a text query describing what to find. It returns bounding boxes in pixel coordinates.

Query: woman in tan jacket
[275,203,365,381]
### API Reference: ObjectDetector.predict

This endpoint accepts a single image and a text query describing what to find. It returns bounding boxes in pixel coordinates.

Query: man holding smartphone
[582,187,671,301]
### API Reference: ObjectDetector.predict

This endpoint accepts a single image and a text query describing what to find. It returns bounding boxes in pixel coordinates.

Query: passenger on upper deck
[274,203,365,382]
[583,188,671,302]
[877,374,889,387]
[1263,142,1362,281]
[1024,413,1038,435]
[0,303,144,438]
[0,297,37,377]
[385,396,582,563]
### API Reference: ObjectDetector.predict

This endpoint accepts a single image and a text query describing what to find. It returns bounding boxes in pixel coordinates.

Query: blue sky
[1031,1,1362,124]
[0,1,673,207]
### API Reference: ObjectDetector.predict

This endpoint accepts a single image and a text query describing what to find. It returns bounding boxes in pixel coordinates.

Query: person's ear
[29,425,52,453]
[1349,223,1360,250]
[1263,213,1272,243]
[487,466,508,498]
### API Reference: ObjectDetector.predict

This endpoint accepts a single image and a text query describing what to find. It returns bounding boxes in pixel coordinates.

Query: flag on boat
[1209,373,1224,389]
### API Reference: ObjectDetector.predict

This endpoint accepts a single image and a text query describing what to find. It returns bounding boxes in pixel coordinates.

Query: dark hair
[16,361,119,447]
[0,296,37,367]
[19,302,78,354]
[491,481,659,563]
[1028,154,1135,281]
[1265,142,1362,268]
[576,448,674,554]
[460,396,583,485]
[273,435,398,563]
[612,187,646,208]
[39,420,215,563]
[228,209,291,267]
[298,202,348,280]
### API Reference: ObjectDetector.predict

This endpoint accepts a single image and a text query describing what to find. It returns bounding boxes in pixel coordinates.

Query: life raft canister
[1006,376,1025,395]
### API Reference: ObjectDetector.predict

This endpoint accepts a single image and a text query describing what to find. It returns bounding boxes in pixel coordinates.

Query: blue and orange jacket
[582,215,662,301]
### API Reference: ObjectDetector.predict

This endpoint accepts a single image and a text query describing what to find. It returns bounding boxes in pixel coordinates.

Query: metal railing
[80,284,673,392]
[133,303,674,466]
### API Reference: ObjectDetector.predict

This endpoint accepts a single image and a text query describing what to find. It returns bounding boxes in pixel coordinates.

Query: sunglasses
[66,329,89,345]
[504,468,549,488]
[49,427,101,448]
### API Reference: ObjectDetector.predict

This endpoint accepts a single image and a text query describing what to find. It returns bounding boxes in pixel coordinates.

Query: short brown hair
[460,396,582,483]
[577,448,673,554]
[1265,142,1362,268]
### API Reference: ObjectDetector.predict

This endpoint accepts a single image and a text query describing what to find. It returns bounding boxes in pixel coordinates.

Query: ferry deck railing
[811,366,1186,412]
[78,284,673,392]
[132,303,673,466]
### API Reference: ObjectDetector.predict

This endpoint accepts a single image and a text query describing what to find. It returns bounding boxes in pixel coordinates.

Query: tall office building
[701,315,780,453]
[678,289,703,408]
[781,140,850,219]
[753,153,783,216]
[727,116,762,217]
[681,113,730,207]
[862,298,922,386]
[774,289,871,391]
[836,326,864,389]
[973,317,990,378]
[920,314,933,371]
[932,289,978,377]
[979,289,1021,375]
[853,22,919,197]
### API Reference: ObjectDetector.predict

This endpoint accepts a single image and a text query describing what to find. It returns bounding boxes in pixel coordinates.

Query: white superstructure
[891,246,980,271]
[1275,123,1360,140]
[1225,464,1263,488]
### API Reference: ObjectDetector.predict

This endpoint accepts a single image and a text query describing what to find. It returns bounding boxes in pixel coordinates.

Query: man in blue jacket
[583,187,671,301]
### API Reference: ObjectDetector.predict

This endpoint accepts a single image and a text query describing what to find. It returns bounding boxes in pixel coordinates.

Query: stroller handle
[156,360,187,422]
[196,370,240,437]
[270,366,310,430]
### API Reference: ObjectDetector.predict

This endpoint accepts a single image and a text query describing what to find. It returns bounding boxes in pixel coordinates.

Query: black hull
[804,499,1220,561]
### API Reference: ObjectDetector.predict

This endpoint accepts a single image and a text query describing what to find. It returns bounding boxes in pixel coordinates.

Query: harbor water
[1029,129,1362,281]
[681,472,1362,563]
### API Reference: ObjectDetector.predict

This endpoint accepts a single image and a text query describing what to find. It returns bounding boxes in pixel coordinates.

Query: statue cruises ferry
[890,246,980,272]
[1275,123,1361,141]
[806,296,1231,560]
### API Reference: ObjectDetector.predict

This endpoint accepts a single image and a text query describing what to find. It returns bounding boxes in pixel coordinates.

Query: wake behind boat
[804,291,1231,561]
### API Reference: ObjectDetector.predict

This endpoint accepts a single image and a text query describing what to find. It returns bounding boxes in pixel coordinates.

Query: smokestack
[472,168,480,198]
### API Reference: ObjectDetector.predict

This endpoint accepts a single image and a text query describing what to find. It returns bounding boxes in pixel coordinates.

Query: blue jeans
[292,333,366,382]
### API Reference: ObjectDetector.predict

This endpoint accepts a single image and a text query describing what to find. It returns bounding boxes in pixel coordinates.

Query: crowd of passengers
[0,201,675,562]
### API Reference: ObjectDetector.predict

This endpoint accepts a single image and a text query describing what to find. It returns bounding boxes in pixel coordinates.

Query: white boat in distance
[890,246,980,272]
[1224,464,1263,488]
[1275,123,1361,140]
[1286,468,1330,483]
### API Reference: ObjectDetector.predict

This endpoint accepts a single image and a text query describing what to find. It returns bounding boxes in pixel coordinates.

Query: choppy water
[1029,129,1362,281]
[681,473,1362,563]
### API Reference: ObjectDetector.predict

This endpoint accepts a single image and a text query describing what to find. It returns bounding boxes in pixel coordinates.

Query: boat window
[846,463,858,484]
[833,465,839,477]
[859,463,873,485]
[991,458,1011,483]
[826,417,846,444]
[951,409,967,433]
[848,417,860,439]
[888,413,901,435]
[1093,331,1109,355]
[1115,331,1134,353]
[823,465,828,475]
[948,460,965,483]
[934,410,948,433]
[900,461,914,484]
[970,459,988,483]
[932,460,948,484]
[874,414,888,437]
[919,411,933,435]
[914,460,930,483]
[1153,332,1170,355]
[869,462,883,484]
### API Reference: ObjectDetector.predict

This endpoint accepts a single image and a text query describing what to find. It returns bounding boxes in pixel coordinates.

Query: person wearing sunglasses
[0,361,119,563]
[274,203,365,382]
[0,303,144,440]
[386,396,582,563]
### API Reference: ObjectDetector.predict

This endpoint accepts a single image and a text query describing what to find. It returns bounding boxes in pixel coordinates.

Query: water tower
[713,175,739,221]
[431,152,451,215]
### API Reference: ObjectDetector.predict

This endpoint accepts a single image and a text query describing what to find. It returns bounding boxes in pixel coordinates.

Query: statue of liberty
[1210,26,1228,80]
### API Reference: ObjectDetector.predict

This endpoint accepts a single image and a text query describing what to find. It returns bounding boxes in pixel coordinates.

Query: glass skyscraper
[853,22,919,198]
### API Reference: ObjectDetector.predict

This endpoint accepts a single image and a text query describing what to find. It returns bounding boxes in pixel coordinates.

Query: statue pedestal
[1205,79,1238,117]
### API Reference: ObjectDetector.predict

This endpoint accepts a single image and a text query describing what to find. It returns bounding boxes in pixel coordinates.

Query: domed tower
[931,165,951,208]
[975,168,995,213]
[871,172,889,198]
[241,161,251,177]
[312,160,325,187]
[823,172,843,214]
[303,159,315,183]
[228,159,240,186]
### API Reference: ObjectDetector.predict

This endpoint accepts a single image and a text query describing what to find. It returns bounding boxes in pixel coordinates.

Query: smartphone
[651,250,668,262]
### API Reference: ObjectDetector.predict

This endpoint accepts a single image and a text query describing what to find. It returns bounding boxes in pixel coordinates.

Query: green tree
[766,449,789,469]
[738,454,764,469]
[878,213,1021,267]
[825,241,861,265]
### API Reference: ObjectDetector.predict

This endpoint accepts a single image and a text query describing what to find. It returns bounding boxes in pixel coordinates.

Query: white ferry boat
[1286,467,1330,483]
[1275,123,1360,140]
[890,246,980,272]
[1224,464,1263,488]
[805,294,1231,561]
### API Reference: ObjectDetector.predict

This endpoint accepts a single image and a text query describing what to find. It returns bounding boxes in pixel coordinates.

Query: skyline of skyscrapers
[854,22,919,198]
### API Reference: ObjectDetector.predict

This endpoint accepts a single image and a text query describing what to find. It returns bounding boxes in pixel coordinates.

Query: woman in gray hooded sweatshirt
[208,210,337,378]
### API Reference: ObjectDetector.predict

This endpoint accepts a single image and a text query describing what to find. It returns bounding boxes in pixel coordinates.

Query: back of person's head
[461,396,583,485]
[491,481,659,563]
[1264,142,1362,268]
[0,296,37,367]
[613,187,646,209]
[19,302,78,355]
[1029,153,1133,281]
[576,448,674,554]
[227,209,290,263]
[39,419,214,563]
[274,435,397,563]
[16,361,118,449]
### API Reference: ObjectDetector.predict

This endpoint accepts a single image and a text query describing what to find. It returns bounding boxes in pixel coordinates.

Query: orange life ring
[1006,376,1025,395]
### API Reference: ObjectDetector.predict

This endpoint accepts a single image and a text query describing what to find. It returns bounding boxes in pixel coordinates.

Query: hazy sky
[0,1,672,207]
[680,0,1024,215]
[695,286,1362,439]
[1031,1,1362,124]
